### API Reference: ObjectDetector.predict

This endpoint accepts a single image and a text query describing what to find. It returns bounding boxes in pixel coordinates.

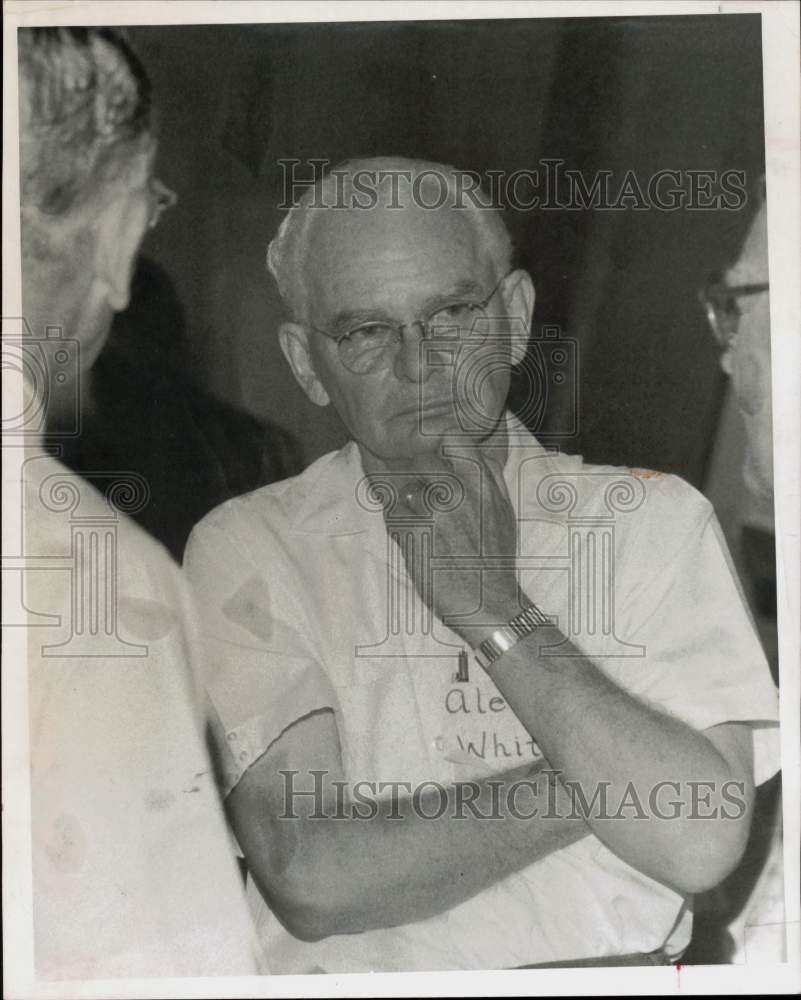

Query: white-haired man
[185,158,779,972]
[16,27,260,978]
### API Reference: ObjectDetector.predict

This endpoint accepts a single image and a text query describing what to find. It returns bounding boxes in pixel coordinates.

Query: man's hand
[363,445,756,898]
[364,449,522,640]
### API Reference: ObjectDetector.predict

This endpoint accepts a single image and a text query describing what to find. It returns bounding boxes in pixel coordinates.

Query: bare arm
[480,623,755,893]
[369,448,755,897]
[228,708,589,942]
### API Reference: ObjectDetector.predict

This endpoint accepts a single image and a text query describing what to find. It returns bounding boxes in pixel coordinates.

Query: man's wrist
[444,589,546,650]
[444,591,525,649]
[472,603,552,670]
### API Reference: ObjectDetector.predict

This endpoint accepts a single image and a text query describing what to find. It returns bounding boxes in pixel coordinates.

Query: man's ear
[501,269,536,367]
[278,322,330,407]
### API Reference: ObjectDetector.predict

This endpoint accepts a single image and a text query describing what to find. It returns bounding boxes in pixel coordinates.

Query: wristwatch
[474,603,551,670]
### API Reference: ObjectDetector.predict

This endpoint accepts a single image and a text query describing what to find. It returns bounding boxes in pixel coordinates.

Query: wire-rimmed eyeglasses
[700,271,769,352]
[306,270,513,375]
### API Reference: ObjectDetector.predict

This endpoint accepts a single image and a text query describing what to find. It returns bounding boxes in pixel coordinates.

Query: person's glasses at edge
[700,271,770,350]
[304,269,514,373]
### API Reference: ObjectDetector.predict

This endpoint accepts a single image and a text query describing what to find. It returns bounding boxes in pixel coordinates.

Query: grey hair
[266,157,513,320]
[19,27,152,220]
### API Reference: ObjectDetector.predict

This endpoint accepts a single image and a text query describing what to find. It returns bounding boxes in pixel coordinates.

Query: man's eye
[430,302,479,326]
[347,323,397,348]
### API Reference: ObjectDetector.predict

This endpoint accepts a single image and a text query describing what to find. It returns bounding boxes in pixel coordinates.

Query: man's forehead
[304,201,486,297]
[121,131,157,188]
[311,198,475,252]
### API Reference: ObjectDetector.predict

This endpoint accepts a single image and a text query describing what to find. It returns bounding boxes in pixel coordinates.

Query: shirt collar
[289,411,560,538]
[289,440,369,536]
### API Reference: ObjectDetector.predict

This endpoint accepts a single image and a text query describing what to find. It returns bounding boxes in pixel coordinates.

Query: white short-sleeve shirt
[184,414,780,973]
[23,450,263,980]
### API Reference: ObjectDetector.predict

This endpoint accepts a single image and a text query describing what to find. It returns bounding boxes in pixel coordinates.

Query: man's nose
[393,322,434,383]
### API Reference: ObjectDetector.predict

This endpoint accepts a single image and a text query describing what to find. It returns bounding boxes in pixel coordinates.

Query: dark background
[126,13,765,483]
[65,15,777,964]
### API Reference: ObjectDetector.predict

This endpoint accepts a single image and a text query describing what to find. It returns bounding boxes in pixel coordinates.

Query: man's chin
[388,425,499,462]
[364,402,506,463]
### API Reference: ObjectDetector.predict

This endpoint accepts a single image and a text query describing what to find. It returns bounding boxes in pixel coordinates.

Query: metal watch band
[474,603,550,670]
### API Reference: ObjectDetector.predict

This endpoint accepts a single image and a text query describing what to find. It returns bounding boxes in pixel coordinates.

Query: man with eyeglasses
[16,27,261,978]
[701,197,773,553]
[695,192,784,964]
[702,194,774,635]
[185,157,779,972]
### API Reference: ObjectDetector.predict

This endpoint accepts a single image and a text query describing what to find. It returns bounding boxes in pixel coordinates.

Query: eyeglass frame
[700,272,770,351]
[147,176,178,229]
[304,268,515,371]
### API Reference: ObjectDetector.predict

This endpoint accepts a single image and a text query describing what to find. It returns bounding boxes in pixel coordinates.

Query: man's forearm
[471,616,754,894]
[250,762,588,940]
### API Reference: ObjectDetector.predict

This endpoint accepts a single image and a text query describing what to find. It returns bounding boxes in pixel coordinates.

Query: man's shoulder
[519,447,713,551]
[189,444,354,543]
[23,452,187,602]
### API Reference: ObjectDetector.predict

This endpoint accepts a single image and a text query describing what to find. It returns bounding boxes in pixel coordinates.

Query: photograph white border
[3,2,798,997]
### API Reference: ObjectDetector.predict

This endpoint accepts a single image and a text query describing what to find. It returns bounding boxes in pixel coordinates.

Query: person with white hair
[17,27,261,978]
[185,157,779,972]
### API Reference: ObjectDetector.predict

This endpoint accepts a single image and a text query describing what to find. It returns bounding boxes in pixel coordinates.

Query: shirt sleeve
[27,484,262,978]
[183,513,339,797]
[610,480,780,786]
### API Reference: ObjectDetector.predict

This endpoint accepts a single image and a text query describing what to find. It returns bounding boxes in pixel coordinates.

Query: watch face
[477,605,549,669]
[495,630,516,653]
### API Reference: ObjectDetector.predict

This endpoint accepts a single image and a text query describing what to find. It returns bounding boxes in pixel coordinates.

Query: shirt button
[432,736,445,752]
[227,733,237,742]
[239,751,249,762]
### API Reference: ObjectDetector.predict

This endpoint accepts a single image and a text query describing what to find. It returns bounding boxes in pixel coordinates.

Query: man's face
[78,136,176,374]
[295,202,522,464]
[722,203,773,503]
[75,136,161,372]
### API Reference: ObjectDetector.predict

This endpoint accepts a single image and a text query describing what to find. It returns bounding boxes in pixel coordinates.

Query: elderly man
[696,189,784,963]
[185,157,779,972]
[16,27,260,978]
[703,190,776,664]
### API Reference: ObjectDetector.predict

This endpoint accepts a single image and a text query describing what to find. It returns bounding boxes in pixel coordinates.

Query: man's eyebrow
[327,279,487,332]
[329,306,395,331]
[432,278,486,301]
[416,279,488,317]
